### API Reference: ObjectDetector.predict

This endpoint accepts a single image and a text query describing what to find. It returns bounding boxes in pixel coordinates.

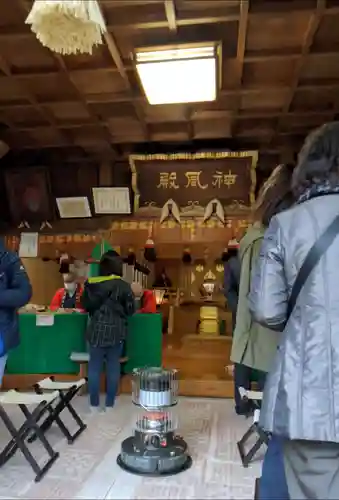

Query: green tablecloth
[6,312,163,375]
[6,313,88,374]
[123,313,162,373]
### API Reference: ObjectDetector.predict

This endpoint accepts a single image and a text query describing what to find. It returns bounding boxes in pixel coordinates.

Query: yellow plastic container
[200,306,218,320]
[200,319,219,335]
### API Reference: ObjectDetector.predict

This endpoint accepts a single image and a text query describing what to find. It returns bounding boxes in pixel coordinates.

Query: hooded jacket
[81,253,135,347]
[230,222,279,373]
[0,245,32,354]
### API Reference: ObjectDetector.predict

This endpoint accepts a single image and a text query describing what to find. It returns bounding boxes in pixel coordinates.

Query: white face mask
[64,282,76,293]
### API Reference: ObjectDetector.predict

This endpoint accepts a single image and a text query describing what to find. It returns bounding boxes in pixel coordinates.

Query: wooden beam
[0,4,338,40]
[3,108,337,133]
[27,81,339,104]
[164,0,177,32]
[1,47,336,81]
[0,135,298,156]
[0,15,239,39]
[269,0,326,145]
[103,31,149,140]
[101,0,164,4]
[3,81,339,112]
[232,0,249,136]
[103,32,130,87]
[283,0,326,115]
[236,0,249,78]
[99,1,149,136]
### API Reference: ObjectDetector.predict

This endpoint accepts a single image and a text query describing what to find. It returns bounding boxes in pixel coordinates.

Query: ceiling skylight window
[135,44,218,105]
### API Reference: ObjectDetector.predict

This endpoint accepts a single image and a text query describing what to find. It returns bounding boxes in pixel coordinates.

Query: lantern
[153,289,165,306]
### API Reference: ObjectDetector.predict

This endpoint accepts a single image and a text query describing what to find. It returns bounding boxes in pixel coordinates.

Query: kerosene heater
[117,367,192,476]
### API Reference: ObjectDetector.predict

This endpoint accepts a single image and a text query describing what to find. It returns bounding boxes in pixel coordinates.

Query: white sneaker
[90,406,104,415]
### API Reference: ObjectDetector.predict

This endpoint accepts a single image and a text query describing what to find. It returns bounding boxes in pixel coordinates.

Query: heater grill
[117,367,192,476]
[132,367,178,408]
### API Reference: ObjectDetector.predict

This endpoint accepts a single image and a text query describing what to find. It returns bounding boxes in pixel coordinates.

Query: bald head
[131,282,143,298]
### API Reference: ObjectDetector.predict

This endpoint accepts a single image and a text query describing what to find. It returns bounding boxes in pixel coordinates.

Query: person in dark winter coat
[0,243,32,386]
[81,250,135,412]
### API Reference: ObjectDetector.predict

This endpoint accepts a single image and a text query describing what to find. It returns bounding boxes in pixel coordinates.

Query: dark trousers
[260,435,289,500]
[233,363,266,414]
[88,342,123,407]
[231,312,237,334]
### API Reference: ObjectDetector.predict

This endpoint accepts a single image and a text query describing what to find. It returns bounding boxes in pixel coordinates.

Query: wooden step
[163,353,230,379]
[181,334,232,357]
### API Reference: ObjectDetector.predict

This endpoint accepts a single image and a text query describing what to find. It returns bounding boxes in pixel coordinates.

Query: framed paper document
[92,187,131,214]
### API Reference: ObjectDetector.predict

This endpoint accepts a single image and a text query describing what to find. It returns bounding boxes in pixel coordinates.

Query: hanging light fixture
[25,0,107,55]
[135,43,219,105]
[153,289,165,306]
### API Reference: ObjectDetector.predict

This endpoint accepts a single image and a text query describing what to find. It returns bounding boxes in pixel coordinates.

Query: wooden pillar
[99,160,113,186]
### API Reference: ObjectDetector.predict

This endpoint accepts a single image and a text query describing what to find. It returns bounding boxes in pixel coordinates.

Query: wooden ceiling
[1,0,339,171]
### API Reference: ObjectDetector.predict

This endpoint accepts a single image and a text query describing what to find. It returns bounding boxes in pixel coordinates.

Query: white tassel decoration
[40,221,52,230]
[203,199,225,224]
[25,0,107,55]
[18,221,30,229]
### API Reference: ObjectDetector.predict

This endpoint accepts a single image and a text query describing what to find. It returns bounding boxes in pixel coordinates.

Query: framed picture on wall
[56,196,92,218]
[92,187,131,214]
[5,167,53,223]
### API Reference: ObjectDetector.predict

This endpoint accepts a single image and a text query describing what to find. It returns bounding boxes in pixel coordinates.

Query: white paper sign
[92,187,131,214]
[36,314,55,327]
[19,232,39,258]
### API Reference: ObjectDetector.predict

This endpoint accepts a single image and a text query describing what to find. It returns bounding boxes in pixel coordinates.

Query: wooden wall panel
[77,164,99,197]
[22,258,63,306]
[50,164,99,199]
[50,165,78,198]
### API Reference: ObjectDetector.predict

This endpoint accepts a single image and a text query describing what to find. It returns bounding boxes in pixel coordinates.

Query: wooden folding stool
[0,390,60,482]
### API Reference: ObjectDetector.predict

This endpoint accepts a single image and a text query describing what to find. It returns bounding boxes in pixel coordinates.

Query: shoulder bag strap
[286,214,339,322]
